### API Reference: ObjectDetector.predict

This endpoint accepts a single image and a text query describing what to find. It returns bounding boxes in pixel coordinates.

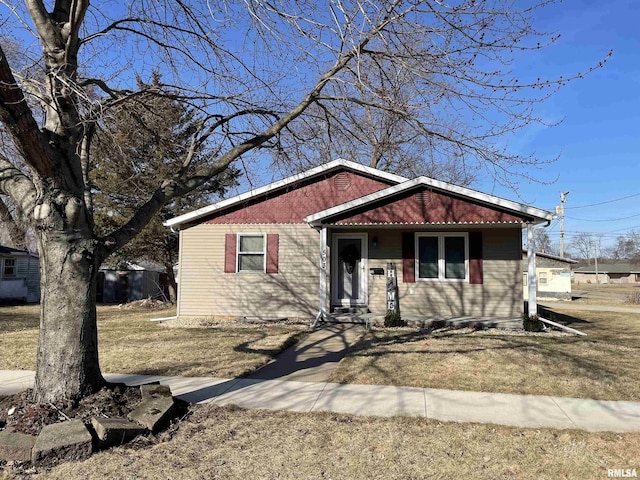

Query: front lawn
[329,309,640,401]
[0,305,307,378]
[35,405,640,480]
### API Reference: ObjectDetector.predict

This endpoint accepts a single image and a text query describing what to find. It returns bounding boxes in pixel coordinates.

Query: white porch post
[312,226,328,328]
[527,223,538,316]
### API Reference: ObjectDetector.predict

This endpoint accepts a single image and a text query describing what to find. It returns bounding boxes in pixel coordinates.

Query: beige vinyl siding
[178,223,319,319]
[365,228,523,318]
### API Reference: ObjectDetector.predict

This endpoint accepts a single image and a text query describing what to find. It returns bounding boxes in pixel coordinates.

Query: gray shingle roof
[573,263,640,274]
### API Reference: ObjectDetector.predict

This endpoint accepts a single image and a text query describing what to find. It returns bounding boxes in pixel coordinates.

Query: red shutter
[402,232,415,283]
[469,231,483,284]
[266,234,279,274]
[224,234,237,273]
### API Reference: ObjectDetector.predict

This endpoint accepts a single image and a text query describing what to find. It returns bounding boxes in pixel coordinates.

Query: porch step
[331,306,370,315]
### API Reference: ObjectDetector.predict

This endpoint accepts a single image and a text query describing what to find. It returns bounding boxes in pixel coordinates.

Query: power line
[566,212,640,222]
[565,192,640,209]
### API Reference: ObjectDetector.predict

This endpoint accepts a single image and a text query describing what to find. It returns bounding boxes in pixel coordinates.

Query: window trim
[415,232,469,282]
[2,258,16,278]
[538,271,548,285]
[236,233,266,273]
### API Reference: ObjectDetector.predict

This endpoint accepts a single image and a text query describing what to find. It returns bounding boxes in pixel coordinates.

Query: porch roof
[305,177,553,227]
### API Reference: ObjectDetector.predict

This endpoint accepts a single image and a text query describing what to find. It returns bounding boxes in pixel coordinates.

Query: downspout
[526,219,551,318]
[310,223,328,329]
[170,225,181,317]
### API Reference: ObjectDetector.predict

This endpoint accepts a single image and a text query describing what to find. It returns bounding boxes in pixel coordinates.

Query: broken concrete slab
[140,384,172,401]
[0,430,37,462]
[128,396,175,433]
[90,417,147,448]
[31,420,92,467]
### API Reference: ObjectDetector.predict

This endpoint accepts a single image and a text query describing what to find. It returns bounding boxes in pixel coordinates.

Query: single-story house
[97,262,170,303]
[573,263,640,284]
[522,251,577,301]
[165,159,552,322]
[0,245,40,303]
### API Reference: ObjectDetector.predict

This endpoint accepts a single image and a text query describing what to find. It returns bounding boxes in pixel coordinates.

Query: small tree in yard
[0,1,609,403]
[91,82,240,302]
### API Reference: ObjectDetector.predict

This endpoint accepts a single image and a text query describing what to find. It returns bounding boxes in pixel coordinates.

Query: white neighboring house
[0,245,40,303]
[523,250,577,301]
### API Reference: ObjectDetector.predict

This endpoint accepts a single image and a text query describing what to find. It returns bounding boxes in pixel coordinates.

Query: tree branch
[0,153,37,216]
[0,46,55,176]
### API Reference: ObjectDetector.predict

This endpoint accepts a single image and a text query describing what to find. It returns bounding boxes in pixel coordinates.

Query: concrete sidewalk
[2,369,639,433]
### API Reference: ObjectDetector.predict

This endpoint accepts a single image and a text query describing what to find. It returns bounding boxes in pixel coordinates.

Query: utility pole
[593,239,600,284]
[559,191,569,257]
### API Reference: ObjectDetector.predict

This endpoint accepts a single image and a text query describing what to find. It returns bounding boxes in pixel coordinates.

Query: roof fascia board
[165,159,407,228]
[305,176,553,225]
[521,250,578,264]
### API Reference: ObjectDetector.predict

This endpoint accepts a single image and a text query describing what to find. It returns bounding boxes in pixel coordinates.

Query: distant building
[573,263,640,284]
[523,251,577,301]
[0,245,40,303]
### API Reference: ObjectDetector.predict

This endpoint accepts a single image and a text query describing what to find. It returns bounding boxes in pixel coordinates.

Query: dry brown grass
[329,309,640,401]
[574,282,640,296]
[32,405,640,480]
[0,305,307,378]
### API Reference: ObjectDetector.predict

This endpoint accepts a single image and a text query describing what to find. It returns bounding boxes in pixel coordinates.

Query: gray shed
[97,263,169,303]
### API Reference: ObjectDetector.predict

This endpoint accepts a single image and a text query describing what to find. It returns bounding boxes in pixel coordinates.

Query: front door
[331,233,368,307]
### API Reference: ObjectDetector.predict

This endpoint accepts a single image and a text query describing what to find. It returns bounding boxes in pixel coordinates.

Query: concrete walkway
[248,323,363,382]
[2,369,639,433]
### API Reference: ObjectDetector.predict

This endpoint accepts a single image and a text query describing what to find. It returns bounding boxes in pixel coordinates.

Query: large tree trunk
[34,231,105,403]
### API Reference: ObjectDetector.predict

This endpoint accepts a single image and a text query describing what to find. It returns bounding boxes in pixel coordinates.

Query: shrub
[523,314,545,332]
[626,291,640,305]
[384,311,406,327]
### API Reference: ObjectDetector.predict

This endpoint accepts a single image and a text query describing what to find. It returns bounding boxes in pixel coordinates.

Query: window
[237,234,265,272]
[3,258,16,278]
[416,233,468,281]
[538,271,548,285]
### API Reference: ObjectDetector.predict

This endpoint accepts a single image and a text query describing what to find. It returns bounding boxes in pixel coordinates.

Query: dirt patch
[161,316,310,330]
[0,385,141,437]
[118,299,171,310]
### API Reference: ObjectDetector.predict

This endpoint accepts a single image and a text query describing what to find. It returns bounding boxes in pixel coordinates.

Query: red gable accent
[333,188,526,225]
[205,171,392,224]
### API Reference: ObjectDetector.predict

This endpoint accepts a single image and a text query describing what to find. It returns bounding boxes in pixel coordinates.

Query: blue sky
[226,0,638,252]
[484,0,640,250]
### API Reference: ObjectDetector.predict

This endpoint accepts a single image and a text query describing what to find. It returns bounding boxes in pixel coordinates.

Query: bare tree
[0,0,609,402]
[611,231,640,263]
[568,232,594,264]
[533,229,556,255]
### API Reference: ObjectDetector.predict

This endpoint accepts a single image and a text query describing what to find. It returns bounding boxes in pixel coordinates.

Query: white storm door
[331,233,368,306]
